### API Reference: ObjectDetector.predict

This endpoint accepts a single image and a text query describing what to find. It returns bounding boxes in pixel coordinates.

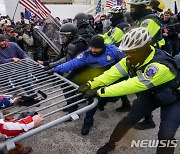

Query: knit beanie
[90,35,105,48]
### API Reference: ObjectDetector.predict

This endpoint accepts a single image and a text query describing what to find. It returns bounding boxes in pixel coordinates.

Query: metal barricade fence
[0,59,98,151]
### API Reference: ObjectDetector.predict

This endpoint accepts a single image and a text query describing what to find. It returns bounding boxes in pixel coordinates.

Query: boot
[116,96,131,112]
[116,99,131,112]
[134,115,156,130]
[9,142,32,154]
[81,123,93,135]
[2,110,14,120]
[97,142,115,154]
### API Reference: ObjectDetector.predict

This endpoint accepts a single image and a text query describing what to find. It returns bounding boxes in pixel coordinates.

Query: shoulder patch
[144,65,158,79]
[141,19,150,28]
[107,55,112,61]
[76,53,83,59]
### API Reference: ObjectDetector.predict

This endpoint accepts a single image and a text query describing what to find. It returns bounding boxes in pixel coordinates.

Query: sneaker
[81,123,93,135]
[97,142,115,154]
[134,119,156,130]
[115,105,131,112]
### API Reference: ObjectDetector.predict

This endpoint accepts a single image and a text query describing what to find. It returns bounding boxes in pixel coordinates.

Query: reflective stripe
[115,63,128,76]
[137,73,155,89]
[109,28,117,44]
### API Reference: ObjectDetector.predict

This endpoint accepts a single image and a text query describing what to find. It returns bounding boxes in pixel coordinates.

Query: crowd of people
[0,0,180,154]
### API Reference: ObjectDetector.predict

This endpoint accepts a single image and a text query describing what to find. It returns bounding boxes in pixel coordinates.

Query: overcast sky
[0,0,6,15]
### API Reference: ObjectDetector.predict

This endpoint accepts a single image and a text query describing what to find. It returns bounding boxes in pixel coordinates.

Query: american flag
[106,0,117,8]
[94,0,101,22]
[19,0,51,19]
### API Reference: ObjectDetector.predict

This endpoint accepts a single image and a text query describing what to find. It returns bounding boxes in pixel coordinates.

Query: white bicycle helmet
[119,27,151,51]
[127,0,151,5]
[108,5,126,15]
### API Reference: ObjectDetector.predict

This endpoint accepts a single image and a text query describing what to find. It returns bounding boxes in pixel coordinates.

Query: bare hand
[13,97,24,106]
[163,33,168,37]
[32,114,44,128]
[13,58,21,63]
[18,36,23,40]
[37,60,44,65]
[178,33,180,39]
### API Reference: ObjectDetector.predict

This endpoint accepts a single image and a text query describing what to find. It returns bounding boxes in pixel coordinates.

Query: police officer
[79,27,180,154]
[51,36,127,135]
[100,5,130,47]
[38,23,88,69]
[74,12,96,44]
[129,0,165,48]
[100,5,131,112]
[128,0,165,129]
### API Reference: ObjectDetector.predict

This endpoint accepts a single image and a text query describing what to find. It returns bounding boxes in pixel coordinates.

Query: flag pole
[12,0,20,20]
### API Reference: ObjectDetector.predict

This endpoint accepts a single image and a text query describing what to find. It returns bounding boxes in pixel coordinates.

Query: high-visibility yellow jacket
[88,46,176,97]
[100,21,129,46]
[139,14,165,48]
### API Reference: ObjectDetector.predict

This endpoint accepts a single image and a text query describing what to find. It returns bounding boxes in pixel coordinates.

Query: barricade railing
[0,59,98,151]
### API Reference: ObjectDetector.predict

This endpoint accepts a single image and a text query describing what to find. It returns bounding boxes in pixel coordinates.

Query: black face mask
[177,14,180,20]
[110,13,123,26]
[130,4,146,21]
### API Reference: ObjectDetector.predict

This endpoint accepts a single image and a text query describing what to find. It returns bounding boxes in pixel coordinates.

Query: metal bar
[36,29,61,55]
[1,73,48,88]
[2,84,73,112]
[0,60,38,70]
[0,67,42,79]
[0,60,100,152]
[35,89,80,112]
[0,71,45,85]
[0,98,98,151]
[3,88,78,117]
[0,75,58,93]
[43,99,86,118]
[0,68,44,80]
[5,76,61,95]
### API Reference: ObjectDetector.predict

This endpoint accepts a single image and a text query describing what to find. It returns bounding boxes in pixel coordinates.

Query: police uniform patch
[107,55,112,61]
[144,65,158,79]
[77,53,83,59]
[141,19,150,28]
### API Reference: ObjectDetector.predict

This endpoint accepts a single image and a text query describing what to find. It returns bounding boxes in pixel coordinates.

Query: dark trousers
[84,95,129,125]
[108,92,180,154]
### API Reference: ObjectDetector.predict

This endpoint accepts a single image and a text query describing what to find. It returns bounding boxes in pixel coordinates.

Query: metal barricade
[0,59,98,151]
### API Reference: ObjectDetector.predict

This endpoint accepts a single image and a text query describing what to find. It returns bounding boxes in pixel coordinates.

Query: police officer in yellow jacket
[129,0,165,48]
[128,0,165,129]
[79,27,180,154]
[100,5,131,113]
[100,5,130,47]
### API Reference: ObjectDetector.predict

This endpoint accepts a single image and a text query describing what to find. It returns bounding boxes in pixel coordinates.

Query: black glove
[46,69,54,75]
[84,89,98,99]
[43,61,49,66]
[44,65,50,71]
[77,83,91,95]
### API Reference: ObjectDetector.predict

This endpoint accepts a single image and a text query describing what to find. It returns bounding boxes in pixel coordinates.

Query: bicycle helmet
[119,27,151,51]
[128,0,151,5]
[109,5,126,15]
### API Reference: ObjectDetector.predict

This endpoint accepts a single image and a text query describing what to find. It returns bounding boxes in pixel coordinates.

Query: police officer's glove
[77,83,91,95]
[44,65,50,71]
[43,61,49,66]
[84,89,98,99]
[46,69,54,75]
